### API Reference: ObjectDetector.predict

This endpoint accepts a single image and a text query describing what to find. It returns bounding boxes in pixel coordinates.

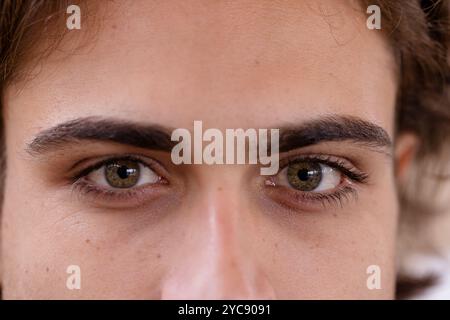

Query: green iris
[105,160,140,188]
[287,161,322,191]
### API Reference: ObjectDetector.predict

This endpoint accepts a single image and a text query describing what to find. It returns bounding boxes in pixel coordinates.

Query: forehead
[5,0,396,133]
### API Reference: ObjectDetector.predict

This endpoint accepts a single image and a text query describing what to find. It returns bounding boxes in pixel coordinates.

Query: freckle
[112,24,117,29]
[46,267,49,273]
[274,242,278,248]
[156,253,162,259]
[217,187,222,191]
[254,59,260,65]
[85,239,90,244]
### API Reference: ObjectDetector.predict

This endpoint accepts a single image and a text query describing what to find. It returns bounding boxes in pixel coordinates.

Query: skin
[0,0,405,299]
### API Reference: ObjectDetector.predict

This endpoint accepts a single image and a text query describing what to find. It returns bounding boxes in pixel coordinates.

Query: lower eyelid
[264,183,359,212]
[70,178,170,209]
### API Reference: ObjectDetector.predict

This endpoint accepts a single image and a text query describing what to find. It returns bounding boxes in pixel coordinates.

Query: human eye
[70,155,170,208]
[265,154,369,211]
[85,158,160,189]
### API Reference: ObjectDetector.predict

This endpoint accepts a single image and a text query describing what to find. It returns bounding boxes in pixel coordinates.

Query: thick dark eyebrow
[27,117,175,154]
[278,115,392,155]
[27,115,392,156]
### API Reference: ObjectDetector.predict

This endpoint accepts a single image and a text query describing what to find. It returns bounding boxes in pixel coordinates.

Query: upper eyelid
[281,153,354,165]
[278,154,350,170]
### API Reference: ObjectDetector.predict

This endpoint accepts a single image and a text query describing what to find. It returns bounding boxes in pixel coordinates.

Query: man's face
[1,0,398,299]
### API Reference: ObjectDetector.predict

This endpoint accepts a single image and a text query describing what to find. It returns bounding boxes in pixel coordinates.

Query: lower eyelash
[265,184,359,211]
[71,178,139,200]
[300,185,358,209]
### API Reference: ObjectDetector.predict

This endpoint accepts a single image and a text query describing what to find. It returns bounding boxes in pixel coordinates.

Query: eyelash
[266,154,369,210]
[69,154,369,210]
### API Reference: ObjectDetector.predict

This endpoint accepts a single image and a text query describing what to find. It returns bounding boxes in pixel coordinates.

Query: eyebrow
[27,115,392,156]
[278,115,392,155]
[27,117,175,154]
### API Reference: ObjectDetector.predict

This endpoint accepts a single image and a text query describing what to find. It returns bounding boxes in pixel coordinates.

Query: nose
[161,169,276,299]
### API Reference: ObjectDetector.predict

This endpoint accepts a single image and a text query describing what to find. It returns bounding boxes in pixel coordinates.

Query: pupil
[297,168,312,181]
[117,165,132,179]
